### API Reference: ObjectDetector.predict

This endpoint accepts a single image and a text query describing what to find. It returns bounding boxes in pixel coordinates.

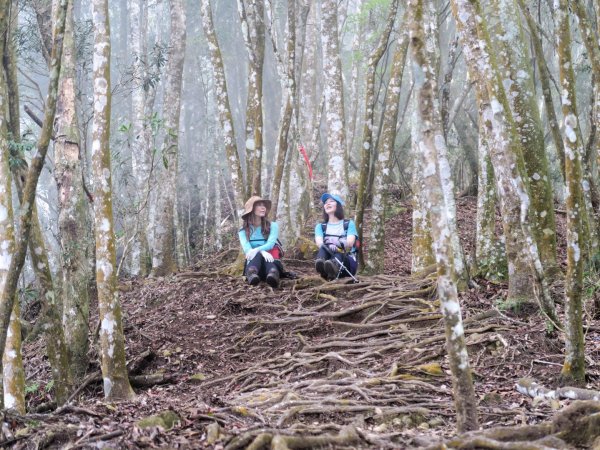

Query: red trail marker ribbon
[298,144,313,180]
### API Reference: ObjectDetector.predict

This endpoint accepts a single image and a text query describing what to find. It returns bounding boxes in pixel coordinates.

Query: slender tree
[13,0,74,400]
[366,14,409,274]
[355,0,399,268]
[517,0,566,180]
[128,0,151,276]
[151,0,186,276]
[408,0,478,432]
[237,0,265,197]
[268,0,297,220]
[451,0,559,324]
[0,1,24,413]
[557,0,585,385]
[0,0,72,405]
[54,0,92,380]
[201,0,245,216]
[573,0,600,244]
[92,0,135,400]
[492,0,558,276]
[321,0,348,198]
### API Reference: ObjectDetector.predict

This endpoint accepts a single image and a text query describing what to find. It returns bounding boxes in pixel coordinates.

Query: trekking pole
[321,244,359,283]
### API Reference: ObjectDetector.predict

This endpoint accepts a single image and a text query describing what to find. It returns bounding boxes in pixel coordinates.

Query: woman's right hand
[246,248,259,260]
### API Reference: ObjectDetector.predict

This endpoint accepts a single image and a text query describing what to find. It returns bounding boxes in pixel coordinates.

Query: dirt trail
[14,199,600,448]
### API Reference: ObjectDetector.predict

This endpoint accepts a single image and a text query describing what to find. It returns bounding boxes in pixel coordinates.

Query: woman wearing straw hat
[238,196,281,288]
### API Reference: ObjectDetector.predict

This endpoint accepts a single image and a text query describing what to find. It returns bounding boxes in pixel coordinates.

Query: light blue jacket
[239,222,279,254]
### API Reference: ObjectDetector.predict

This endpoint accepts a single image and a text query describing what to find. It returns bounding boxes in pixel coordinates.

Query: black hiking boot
[266,269,280,288]
[247,270,260,286]
[324,259,338,281]
[315,258,326,277]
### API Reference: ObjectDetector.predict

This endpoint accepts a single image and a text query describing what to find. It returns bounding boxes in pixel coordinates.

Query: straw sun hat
[241,196,272,219]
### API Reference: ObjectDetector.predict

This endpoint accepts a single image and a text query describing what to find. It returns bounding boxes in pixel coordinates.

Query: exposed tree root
[517,378,600,401]
[191,271,520,447]
[217,425,361,450]
[431,401,600,449]
[130,372,175,388]
[20,267,598,448]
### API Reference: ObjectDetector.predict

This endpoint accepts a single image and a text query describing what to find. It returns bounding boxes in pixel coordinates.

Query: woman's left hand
[261,251,274,262]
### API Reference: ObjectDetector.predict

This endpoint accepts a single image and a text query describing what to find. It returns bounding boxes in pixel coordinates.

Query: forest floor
[12,196,600,449]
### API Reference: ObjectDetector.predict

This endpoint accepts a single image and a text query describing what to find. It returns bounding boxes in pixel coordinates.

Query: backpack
[321,219,360,252]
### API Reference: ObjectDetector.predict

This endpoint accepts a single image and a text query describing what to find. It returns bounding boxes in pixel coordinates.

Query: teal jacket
[238,222,279,254]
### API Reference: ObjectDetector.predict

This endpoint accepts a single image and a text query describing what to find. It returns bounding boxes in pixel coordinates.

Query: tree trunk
[237,0,265,197]
[411,76,435,274]
[346,1,366,171]
[451,0,559,325]
[556,0,586,386]
[272,0,312,245]
[0,19,24,411]
[475,123,504,279]
[201,0,245,217]
[517,0,566,181]
[321,0,348,198]
[128,0,151,277]
[3,302,25,413]
[0,0,72,406]
[355,0,399,268]
[573,0,600,255]
[267,0,297,221]
[3,0,19,144]
[408,0,478,432]
[492,0,558,276]
[151,0,186,277]
[92,0,135,400]
[366,18,409,274]
[54,0,92,381]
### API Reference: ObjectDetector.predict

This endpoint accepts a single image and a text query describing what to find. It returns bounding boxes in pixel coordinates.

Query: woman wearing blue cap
[314,193,358,280]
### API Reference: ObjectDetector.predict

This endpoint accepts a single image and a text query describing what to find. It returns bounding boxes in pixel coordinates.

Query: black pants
[245,252,282,280]
[316,246,358,278]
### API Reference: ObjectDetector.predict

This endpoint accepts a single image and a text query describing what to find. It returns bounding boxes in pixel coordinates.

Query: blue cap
[321,193,344,206]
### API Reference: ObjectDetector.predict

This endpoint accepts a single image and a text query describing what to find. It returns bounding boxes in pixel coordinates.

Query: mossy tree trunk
[573,0,600,252]
[0,0,72,406]
[54,0,92,381]
[128,0,152,277]
[516,0,566,180]
[0,5,24,412]
[17,0,77,400]
[321,0,348,198]
[92,0,135,400]
[450,0,559,325]
[237,0,265,197]
[355,0,399,269]
[3,0,19,144]
[411,168,435,273]
[366,17,409,274]
[492,0,558,277]
[556,0,586,386]
[475,125,502,279]
[408,0,478,432]
[410,74,435,274]
[2,302,25,413]
[409,3,467,284]
[151,0,186,277]
[201,0,245,218]
[268,0,297,221]
[273,0,312,246]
